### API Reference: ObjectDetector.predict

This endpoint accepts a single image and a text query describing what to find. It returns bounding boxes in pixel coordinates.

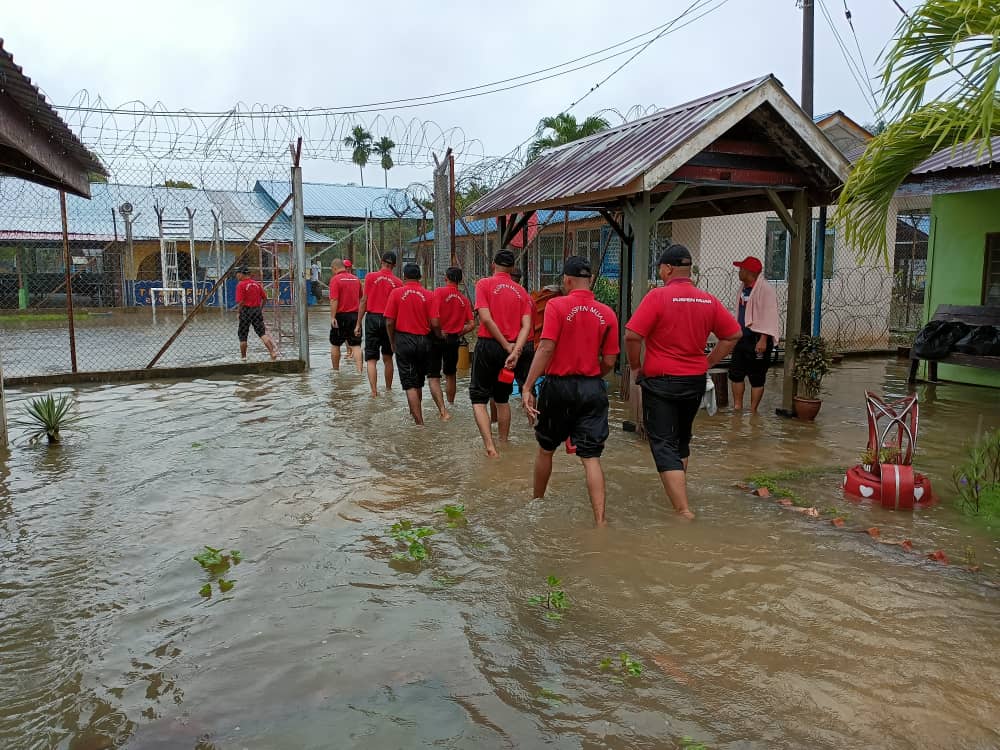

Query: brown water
[2,352,1000,749]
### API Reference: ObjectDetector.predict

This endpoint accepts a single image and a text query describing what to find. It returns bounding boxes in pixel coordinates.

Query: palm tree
[343,125,373,186]
[838,0,1000,263]
[526,112,610,162]
[373,136,396,189]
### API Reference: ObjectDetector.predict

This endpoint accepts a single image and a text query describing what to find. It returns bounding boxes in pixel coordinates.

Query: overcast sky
[5,0,919,187]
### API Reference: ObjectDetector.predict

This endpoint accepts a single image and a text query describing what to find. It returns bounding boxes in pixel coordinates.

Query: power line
[817,0,879,115]
[841,0,880,105]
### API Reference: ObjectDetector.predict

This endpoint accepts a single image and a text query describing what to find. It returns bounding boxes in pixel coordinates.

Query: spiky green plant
[17,394,81,444]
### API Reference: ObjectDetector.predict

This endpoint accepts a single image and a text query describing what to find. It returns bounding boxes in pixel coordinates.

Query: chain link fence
[0,162,312,380]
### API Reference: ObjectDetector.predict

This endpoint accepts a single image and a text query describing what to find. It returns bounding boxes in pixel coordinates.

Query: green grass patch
[0,312,90,323]
[745,466,842,508]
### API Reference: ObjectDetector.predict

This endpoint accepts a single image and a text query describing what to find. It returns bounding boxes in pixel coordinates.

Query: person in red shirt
[384,264,445,425]
[234,266,279,361]
[354,251,402,397]
[470,249,532,458]
[328,258,363,373]
[522,256,619,526]
[625,245,741,519]
[429,266,475,405]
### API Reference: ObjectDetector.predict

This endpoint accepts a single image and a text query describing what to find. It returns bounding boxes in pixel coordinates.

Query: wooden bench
[908,304,1000,383]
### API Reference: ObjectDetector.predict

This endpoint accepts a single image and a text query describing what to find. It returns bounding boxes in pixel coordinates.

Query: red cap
[733,256,763,274]
[344,259,353,269]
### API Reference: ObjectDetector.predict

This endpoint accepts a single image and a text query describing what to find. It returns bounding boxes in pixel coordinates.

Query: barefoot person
[470,250,532,458]
[522,256,619,526]
[235,266,279,361]
[728,256,780,413]
[431,266,475,405]
[329,258,363,372]
[355,251,402,397]
[624,245,741,519]
[384,264,445,425]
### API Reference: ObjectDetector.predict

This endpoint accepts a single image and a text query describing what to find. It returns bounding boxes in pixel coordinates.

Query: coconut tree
[343,125,374,186]
[526,112,610,162]
[838,0,1000,263]
[373,136,396,189]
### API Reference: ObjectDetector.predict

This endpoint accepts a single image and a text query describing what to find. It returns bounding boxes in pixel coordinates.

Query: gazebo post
[780,189,811,413]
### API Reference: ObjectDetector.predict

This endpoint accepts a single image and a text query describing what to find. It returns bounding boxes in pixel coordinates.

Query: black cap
[445,266,463,283]
[382,251,398,265]
[562,255,592,278]
[494,250,516,267]
[235,265,249,275]
[403,263,421,280]
[658,244,693,267]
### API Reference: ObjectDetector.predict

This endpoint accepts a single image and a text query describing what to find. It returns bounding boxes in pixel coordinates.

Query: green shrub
[953,429,1000,521]
[592,277,619,307]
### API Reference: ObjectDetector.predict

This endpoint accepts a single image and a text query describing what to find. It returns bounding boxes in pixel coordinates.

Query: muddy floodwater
[2,352,999,749]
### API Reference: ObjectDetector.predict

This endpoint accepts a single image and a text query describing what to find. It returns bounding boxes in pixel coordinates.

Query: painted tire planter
[844,464,934,510]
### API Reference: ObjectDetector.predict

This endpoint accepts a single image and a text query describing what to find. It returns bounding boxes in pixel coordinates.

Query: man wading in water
[328,258,363,373]
[470,250,532,458]
[430,266,475,405]
[384,264,446,425]
[522,256,619,526]
[234,266,279,361]
[355,251,402,397]
[624,245,740,519]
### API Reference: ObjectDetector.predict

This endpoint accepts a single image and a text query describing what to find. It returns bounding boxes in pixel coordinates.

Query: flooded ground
[2,344,999,749]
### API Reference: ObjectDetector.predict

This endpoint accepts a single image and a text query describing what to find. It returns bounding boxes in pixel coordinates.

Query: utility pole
[799,0,815,334]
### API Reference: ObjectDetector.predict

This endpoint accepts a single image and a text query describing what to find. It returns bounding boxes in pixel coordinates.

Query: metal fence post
[0,353,7,449]
[291,162,310,368]
[59,191,78,373]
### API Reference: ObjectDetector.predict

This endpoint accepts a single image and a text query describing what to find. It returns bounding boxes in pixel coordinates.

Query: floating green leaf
[230,550,242,564]
[218,579,235,593]
[198,583,212,598]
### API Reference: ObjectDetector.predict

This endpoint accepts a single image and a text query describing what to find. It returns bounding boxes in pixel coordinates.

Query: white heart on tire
[859,485,874,498]
[914,487,924,501]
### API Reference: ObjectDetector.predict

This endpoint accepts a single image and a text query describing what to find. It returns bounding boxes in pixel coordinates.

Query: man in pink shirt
[729,256,780,413]
[625,245,741,519]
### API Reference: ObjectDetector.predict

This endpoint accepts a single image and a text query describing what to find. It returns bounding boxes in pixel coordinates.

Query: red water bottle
[498,366,515,384]
[565,437,577,454]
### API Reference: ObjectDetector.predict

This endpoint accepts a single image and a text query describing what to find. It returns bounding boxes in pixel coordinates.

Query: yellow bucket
[457,343,471,370]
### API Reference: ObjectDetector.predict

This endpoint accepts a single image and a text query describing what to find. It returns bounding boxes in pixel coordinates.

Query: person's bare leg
[382,354,394,390]
[581,457,607,526]
[240,341,248,359]
[405,388,424,425]
[490,399,498,424]
[731,380,746,411]
[533,448,555,499]
[658,469,694,519]
[331,345,342,371]
[261,334,279,360]
[366,359,379,397]
[749,386,765,414]
[472,403,499,457]
[496,403,512,442]
[350,346,363,373]
[445,374,457,404]
[428,378,450,420]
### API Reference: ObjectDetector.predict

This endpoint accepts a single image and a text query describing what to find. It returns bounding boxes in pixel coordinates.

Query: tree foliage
[526,112,610,162]
[343,125,374,186]
[838,0,1000,264]
[162,179,196,189]
[373,136,396,189]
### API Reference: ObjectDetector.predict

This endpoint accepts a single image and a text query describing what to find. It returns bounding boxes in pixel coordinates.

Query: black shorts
[640,374,706,473]
[364,313,393,361]
[534,375,609,459]
[238,306,266,341]
[728,333,773,388]
[469,337,513,405]
[395,332,430,391]
[330,312,361,347]
[514,341,535,387]
[428,333,461,379]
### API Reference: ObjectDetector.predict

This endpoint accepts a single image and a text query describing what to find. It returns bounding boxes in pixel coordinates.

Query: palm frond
[13,394,83,443]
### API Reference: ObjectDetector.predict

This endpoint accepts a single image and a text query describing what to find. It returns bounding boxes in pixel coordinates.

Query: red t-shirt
[541,289,620,377]
[474,272,532,341]
[626,278,740,377]
[329,271,361,313]
[434,284,473,335]
[363,268,402,315]
[236,278,266,308]
[384,281,440,335]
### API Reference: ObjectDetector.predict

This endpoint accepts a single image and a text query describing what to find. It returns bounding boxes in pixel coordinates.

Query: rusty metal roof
[0,39,106,184]
[467,75,850,219]
[912,136,1000,174]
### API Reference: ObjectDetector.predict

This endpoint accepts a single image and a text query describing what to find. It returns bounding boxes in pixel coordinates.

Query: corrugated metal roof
[467,75,850,219]
[255,180,428,220]
[911,136,1000,174]
[0,178,330,243]
[412,210,600,243]
[0,38,106,178]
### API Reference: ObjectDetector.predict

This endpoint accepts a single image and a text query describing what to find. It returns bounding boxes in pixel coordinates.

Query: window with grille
[764,218,835,281]
[984,234,1000,305]
[538,234,564,288]
[576,228,602,269]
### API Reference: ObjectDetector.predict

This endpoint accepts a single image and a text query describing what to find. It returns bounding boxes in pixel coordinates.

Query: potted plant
[791,335,833,420]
